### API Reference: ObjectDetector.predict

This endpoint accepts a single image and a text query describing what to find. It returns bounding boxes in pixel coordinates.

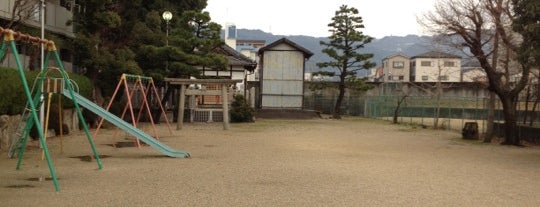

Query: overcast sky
[205,0,438,39]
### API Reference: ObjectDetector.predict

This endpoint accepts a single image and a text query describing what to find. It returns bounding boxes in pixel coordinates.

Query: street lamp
[162,11,172,73]
[162,11,172,46]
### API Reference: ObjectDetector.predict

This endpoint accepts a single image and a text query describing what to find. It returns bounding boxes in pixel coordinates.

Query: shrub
[230,94,255,123]
[0,67,93,115]
[0,68,27,115]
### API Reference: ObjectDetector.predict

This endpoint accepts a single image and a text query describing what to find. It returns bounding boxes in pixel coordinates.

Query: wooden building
[257,38,313,109]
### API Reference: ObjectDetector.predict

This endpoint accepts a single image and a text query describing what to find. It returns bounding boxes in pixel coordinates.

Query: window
[444,61,455,67]
[421,61,431,66]
[439,75,449,81]
[227,25,236,39]
[387,75,393,81]
[393,61,404,69]
[398,76,404,81]
[422,76,429,81]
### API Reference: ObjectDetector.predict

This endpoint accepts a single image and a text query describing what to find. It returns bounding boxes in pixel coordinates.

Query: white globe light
[162,11,172,21]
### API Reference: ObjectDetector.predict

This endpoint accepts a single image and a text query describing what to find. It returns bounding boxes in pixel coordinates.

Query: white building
[224,23,237,49]
[461,59,487,82]
[257,38,313,109]
[410,51,461,82]
[381,54,410,82]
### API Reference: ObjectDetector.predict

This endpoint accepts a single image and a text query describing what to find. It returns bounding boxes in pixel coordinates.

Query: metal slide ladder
[8,107,31,158]
[8,77,45,158]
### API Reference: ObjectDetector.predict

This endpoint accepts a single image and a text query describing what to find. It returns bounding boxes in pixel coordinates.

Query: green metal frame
[1,30,102,192]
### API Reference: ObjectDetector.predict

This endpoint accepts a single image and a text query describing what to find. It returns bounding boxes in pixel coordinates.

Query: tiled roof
[258,38,313,58]
[461,59,481,68]
[213,44,257,67]
[411,51,461,59]
[382,54,409,60]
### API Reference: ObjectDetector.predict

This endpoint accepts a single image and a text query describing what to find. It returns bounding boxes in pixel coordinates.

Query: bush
[0,68,27,115]
[0,67,93,115]
[230,95,255,123]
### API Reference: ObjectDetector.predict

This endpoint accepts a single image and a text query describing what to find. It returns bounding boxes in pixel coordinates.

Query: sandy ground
[1,117,540,206]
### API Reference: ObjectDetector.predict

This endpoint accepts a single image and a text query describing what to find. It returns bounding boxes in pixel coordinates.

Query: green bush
[0,68,34,115]
[0,67,93,115]
[230,95,255,123]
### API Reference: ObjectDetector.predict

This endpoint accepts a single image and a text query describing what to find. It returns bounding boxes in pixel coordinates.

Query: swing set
[1,28,101,191]
[2,28,189,192]
[94,73,172,148]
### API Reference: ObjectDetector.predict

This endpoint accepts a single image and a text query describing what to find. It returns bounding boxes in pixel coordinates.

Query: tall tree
[513,0,540,127]
[421,0,531,145]
[512,0,540,74]
[318,5,375,119]
[71,0,225,100]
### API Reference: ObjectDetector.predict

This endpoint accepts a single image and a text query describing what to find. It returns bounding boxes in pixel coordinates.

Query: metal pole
[39,0,45,146]
[162,11,172,73]
[166,21,169,47]
[165,20,169,72]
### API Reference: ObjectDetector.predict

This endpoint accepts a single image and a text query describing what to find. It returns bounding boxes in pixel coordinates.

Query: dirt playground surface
[1,117,539,206]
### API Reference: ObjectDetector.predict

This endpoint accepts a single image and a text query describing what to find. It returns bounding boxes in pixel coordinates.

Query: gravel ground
[0,117,539,206]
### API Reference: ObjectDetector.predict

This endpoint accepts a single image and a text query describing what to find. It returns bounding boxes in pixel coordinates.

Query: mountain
[235,29,435,76]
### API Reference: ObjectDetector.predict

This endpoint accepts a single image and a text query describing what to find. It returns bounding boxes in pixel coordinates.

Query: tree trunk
[530,96,538,127]
[393,95,407,124]
[532,81,540,126]
[433,82,442,129]
[500,95,520,145]
[26,45,39,71]
[333,82,345,119]
[522,84,531,124]
[484,92,496,143]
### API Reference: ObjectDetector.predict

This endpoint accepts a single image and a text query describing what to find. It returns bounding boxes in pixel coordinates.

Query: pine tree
[71,0,226,97]
[317,5,374,119]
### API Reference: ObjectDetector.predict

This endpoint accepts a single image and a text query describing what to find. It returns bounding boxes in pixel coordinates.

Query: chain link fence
[304,94,540,136]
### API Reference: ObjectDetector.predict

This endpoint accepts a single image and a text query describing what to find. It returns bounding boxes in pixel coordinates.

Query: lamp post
[162,11,172,46]
[162,11,172,72]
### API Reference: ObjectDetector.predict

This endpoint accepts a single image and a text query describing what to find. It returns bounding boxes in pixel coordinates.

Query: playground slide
[62,90,189,158]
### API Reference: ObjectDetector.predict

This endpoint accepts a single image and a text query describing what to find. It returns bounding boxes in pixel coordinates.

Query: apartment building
[381,54,410,82]
[410,51,461,82]
[0,0,76,71]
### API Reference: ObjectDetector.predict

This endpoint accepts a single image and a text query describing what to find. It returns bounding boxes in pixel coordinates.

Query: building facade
[257,38,313,109]
[381,54,410,82]
[461,59,487,82]
[0,0,75,71]
[224,23,237,49]
[410,51,461,82]
[236,39,265,82]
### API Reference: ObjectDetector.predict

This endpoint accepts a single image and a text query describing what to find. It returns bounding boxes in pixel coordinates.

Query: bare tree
[392,91,408,124]
[4,0,40,29]
[421,0,531,145]
[2,0,41,70]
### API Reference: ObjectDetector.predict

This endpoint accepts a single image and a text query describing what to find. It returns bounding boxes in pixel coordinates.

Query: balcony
[0,0,74,37]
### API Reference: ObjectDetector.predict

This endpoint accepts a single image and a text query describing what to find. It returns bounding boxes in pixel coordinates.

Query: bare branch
[6,0,40,29]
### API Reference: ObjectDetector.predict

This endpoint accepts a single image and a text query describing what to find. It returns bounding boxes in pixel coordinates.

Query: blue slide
[62,90,189,158]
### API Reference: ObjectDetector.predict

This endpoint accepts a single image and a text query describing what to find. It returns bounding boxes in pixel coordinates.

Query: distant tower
[225,23,237,49]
